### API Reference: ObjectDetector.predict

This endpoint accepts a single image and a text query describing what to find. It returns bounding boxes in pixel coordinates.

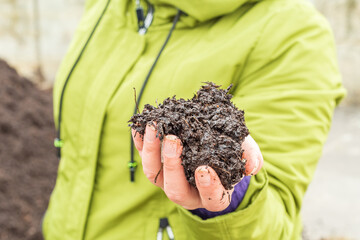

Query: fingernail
[197,166,211,187]
[163,135,179,158]
[145,125,156,143]
[132,129,141,139]
[250,157,259,176]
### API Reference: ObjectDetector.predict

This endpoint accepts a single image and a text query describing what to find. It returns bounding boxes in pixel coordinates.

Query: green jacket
[43,0,345,239]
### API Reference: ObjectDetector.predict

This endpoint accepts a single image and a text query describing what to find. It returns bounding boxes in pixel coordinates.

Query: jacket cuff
[189,176,251,219]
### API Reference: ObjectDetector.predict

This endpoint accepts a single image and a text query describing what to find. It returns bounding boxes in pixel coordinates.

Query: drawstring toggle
[135,0,145,31]
[54,138,63,158]
[128,161,138,182]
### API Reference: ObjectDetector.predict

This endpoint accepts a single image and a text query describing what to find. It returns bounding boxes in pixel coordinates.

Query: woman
[43,0,345,239]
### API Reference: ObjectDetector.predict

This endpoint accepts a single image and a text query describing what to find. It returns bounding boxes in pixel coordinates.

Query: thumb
[195,165,233,212]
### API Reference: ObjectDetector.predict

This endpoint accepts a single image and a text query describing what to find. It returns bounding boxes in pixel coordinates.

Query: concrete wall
[0,0,84,84]
[315,0,360,105]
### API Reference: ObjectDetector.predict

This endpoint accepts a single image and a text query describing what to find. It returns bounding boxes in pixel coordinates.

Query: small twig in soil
[133,87,140,114]
[211,165,231,177]
[183,118,191,128]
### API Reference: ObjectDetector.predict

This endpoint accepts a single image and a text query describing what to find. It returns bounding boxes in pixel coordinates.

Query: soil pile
[129,82,249,190]
[0,59,57,240]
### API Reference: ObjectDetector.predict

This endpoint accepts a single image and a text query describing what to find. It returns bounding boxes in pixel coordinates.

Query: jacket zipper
[129,9,182,182]
[54,0,112,159]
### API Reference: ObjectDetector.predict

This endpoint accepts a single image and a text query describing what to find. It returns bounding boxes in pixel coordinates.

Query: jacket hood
[148,0,260,22]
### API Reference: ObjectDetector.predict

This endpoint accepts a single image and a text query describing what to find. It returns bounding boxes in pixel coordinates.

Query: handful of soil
[129,82,249,190]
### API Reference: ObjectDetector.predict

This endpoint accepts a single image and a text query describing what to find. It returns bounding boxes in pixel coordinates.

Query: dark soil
[129,82,249,190]
[0,59,57,240]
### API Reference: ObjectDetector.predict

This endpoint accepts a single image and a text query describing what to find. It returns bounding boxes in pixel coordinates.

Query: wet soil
[0,59,57,240]
[129,82,249,190]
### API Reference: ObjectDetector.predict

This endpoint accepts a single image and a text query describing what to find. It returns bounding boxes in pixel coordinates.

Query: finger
[162,135,200,209]
[142,124,163,187]
[242,135,264,176]
[195,166,233,212]
[131,129,144,156]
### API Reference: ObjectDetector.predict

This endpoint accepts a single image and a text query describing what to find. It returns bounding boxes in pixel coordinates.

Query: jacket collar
[148,0,260,23]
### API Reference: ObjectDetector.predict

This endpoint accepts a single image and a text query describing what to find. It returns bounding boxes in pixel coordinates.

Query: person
[42,0,345,239]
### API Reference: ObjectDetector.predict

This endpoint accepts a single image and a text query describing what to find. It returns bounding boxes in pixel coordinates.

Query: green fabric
[43,0,345,239]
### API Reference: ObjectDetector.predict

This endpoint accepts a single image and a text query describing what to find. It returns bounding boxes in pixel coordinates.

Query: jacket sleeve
[176,4,346,239]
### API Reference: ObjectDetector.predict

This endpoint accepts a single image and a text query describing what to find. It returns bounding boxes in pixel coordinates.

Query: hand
[132,125,263,212]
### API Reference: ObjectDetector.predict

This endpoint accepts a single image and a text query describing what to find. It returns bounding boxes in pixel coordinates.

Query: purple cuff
[190,176,251,220]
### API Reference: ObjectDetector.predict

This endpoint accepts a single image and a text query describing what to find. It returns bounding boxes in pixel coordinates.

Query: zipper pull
[166,225,175,240]
[157,218,174,240]
[156,226,163,240]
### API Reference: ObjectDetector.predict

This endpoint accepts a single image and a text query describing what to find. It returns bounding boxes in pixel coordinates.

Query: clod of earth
[128,82,249,190]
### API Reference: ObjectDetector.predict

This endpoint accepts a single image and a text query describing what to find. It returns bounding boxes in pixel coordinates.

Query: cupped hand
[131,125,263,212]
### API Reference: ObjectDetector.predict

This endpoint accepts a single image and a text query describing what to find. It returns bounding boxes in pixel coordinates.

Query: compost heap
[129,82,249,190]
[0,59,57,240]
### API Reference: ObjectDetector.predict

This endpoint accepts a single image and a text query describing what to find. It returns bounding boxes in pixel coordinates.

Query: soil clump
[0,59,57,240]
[129,82,249,190]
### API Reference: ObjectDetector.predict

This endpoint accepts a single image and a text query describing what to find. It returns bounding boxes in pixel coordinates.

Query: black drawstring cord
[129,10,182,182]
[54,0,111,159]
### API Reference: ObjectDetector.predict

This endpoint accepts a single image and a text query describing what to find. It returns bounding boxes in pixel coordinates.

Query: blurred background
[0,0,359,239]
